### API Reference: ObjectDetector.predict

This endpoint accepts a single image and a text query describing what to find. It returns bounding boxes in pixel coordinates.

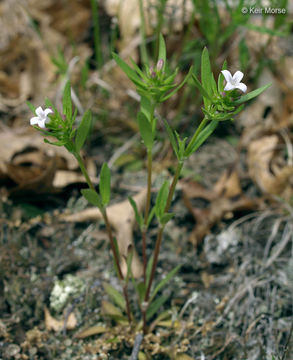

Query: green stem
[141,101,156,284]
[74,151,132,323]
[142,160,184,334]
[142,149,152,283]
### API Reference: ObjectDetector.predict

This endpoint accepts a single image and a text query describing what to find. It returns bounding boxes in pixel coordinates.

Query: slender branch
[75,152,95,191]
[141,101,156,284]
[123,284,132,323]
[142,160,184,334]
[142,149,152,283]
[102,209,124,280]
[74,151,133,323]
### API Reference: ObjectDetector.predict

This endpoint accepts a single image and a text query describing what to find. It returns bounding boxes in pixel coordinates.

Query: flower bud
[156,59,164,71]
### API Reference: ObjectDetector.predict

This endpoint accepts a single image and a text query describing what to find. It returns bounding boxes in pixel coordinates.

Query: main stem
[142,161,183,334]
[74,151,132,323]
[142,149,152,283]
[141,102,156,284]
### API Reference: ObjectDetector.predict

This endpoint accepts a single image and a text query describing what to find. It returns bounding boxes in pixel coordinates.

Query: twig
[130,333,144,360]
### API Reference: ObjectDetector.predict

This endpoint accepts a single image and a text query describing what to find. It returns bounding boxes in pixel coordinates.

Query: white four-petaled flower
[30,106,53,128]
[221,70,247,93]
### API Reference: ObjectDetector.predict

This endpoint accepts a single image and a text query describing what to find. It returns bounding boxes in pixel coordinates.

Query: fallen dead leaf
[181,177,257,246]
[0,129,98,192]
[44,307,77,332]
[213,169,242,198]
[248,135,293,199]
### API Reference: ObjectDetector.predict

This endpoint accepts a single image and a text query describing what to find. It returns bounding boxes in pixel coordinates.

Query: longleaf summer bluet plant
[28,35,270,335]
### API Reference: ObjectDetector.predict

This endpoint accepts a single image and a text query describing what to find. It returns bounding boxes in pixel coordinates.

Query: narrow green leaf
[103,282,126,311]
[201,47,213,106]
[155,181,169,220]
[44,98,55,110]
[128,196,143,228]
[146,294,169,321]
[158,34,166,70]
[234,83,271,105]
[101,300,127,323]
[125,245,134,282]
[112,52,146,88]
[210,72,217,95]
[137,111,153,148]
[160,212,175,225]
[176,132,188,159]
[150,264,181,302]
[75,110,92,152]
[184,120,218,157]
[99,163,111,206]
[81,188,102,209]
[192,73,212,101]
[137,282,146,303]
[43,138,66,147]
[147,206,156,227]
[217,60,227,93]
[140,96,152,121]
[26,101,36,113]
[161,66,193,102]
[163,120,179,159]
[63,81,72,120]
[130,58,148,81]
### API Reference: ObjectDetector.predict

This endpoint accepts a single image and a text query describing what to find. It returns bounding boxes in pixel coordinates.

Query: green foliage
[75,110,92,152]
[103,283,126,311]
[154,181,171,224]
[150,265,181,303]
[128,196,144,229]
[81,189,102,209]
[99,163,111,206]
[234,83,272,104]
[62,81,72,121]
[51,47,68,75]
[137,111,154,149]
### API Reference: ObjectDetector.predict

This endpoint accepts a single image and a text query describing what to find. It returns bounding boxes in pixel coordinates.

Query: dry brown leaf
[181,180,257,246]
[213,169,242,198]
[53,170,98,188]
[0,129,96,192]
[248,135,293,198]
[60,189,147,278]
[44,307,77,332]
